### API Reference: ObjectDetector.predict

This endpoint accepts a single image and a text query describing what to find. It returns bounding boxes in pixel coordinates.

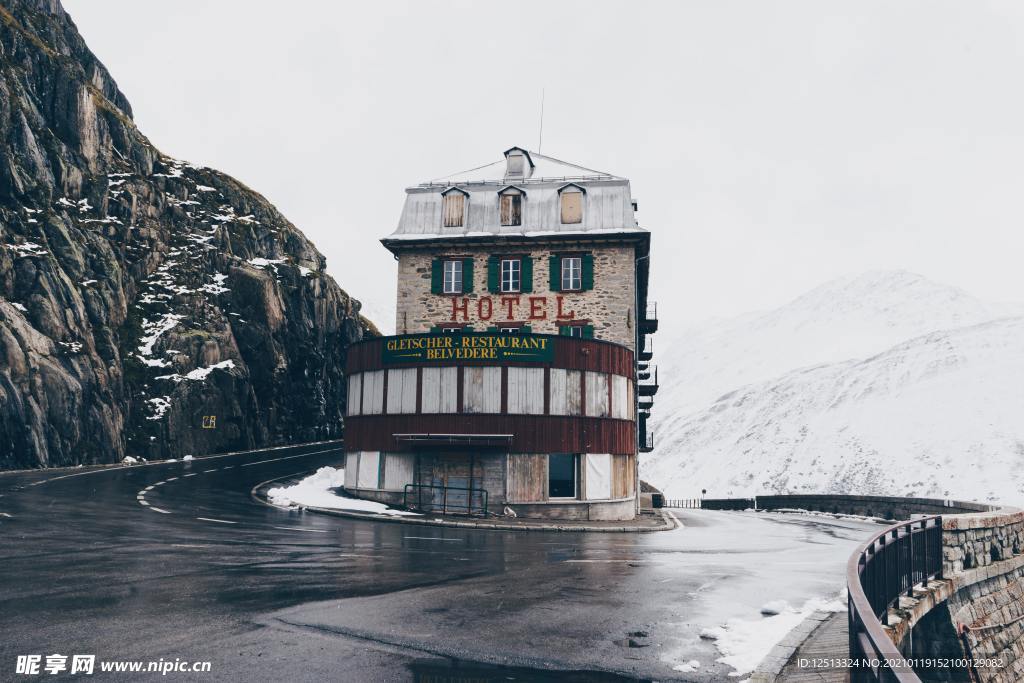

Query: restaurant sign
[382,333,555,364]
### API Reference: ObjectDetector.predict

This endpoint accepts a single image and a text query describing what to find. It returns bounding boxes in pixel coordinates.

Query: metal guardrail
[661,498,702,509]
[847,515,943,682]
[403,483,489,517]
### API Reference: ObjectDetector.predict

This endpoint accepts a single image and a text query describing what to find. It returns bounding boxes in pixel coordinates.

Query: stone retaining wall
[940,509,1024,683]
[754,494,991,520]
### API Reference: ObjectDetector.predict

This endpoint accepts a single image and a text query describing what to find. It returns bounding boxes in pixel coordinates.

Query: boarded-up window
[610,374,630,419]
[386,367,417,414]
[585,371,609,417]
[560,190,582,224]
[507,367,544,414]
[463,366,501,413]
[420,366,458,413]
[344,452,359,489]
[443,192,465,227]
[361,370,384,415]
[500,193,522,226]
[507,154,524,176]
[357,451,381,489]
[346,373,362,416]
[549,368,582,416]
[506,454,547,502]
[585,453,613,500]
[383,453,415,491]
[612,454,635,499]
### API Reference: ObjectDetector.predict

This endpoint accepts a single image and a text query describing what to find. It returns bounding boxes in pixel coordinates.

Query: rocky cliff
[0,0,375,469]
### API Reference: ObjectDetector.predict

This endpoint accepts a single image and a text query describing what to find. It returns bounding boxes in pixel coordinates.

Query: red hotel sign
[449,294,576,322]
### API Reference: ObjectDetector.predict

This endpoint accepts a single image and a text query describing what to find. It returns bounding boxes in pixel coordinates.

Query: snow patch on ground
[145,396,171,420]
[267,467,420,516]
[699,593,846,677]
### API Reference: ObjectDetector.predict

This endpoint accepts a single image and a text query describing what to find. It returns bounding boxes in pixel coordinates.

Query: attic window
[560,187,583,224]
[499,188,523,226]
[442,190,466,228]
[507,154,525,177]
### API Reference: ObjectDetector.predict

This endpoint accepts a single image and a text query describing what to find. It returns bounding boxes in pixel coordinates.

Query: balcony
[640,301,658,334]
[638,364,658,397]
[638,336,653,362]
[638,396,654,412]
[639,428,654,453]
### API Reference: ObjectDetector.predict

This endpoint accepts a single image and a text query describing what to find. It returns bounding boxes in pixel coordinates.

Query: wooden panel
[358,451,380,489]
[610,375,629,419]
[347,373,362,416]
[344,453,359,489]
[362,370,384,415]
[507,367,544,415]
[443,193,464,227]
[550,369,582,416]
[346,414,636,455]
[585,371,609,417]
[420,366,458,413]
[611,454,635,499]
[561,191,582,224]
[463,366,501,413]
[507,454,547,502]
[386,368,417,414]
[383,452,415,491]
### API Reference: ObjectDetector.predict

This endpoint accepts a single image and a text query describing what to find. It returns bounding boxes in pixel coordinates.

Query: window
[498,326,521,334]
[443,259,463,294]
[442,192,465,228]
[500,258,521,292]
[561,256,582,291]
[500,193,522,226]
[560,189,582,224]
[440,327,463,333]
[507,154,525,176]
[567,326,584,338]
[548,454,578,498]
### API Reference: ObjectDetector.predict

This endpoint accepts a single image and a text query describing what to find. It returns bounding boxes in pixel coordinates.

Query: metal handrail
[847,515,943,682]
[403,483,489,517]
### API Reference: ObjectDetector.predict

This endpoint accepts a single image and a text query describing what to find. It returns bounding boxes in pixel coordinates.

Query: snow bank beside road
[267,467,419,516]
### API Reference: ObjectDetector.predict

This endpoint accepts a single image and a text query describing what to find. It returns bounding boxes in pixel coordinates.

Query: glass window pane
[548,454,577,498]
[501,258,520,292]
[561,257,581,290]
[443,260,462,293]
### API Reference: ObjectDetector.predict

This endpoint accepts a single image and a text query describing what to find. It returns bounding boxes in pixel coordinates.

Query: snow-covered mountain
[643,271,1024,504]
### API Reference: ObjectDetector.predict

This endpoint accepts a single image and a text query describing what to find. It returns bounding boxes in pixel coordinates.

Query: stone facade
[394,242,638,349]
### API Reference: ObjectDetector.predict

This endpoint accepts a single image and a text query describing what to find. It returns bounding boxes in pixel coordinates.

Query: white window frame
[500,258,521,293]
[566,325,584,338]
[442,259,463,294]
[498,326,521,334]
[561,256,582,291]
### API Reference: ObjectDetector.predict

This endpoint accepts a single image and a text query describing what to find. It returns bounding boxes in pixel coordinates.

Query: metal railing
[638,365,658,396]
[847,515,943,682]
[403,484,489,517]
[662,498,702,509]
[640,430,654,452]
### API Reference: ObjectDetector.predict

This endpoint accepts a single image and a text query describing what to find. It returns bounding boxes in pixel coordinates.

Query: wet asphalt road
[0,444,879,682]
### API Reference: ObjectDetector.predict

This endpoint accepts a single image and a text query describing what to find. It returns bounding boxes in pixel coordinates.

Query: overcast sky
[63,1,1024,336]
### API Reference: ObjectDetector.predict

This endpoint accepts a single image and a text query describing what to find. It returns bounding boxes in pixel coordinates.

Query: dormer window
[558,184,585,225]
[507,154,524,177]
[503,147,534,180]
[498,186,524,227]
[441,187,468,228]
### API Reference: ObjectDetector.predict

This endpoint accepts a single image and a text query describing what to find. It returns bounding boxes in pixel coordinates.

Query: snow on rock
[267,467,420,516]
[122,456,138,465]
[672,660,701,673]
[137,313,184,359]
[645,271,1024,504]
[183,455,194,461]
[11,302,27,312]
[145,397,171,420]
[156,359,236,383]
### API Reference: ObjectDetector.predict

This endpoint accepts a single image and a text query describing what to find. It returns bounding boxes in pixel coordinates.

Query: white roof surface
[386,148,644,243]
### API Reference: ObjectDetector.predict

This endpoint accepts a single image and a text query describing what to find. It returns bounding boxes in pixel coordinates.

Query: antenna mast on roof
[537,88,545,153]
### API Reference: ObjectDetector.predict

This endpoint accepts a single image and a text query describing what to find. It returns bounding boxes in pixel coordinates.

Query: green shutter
[549,255,561,292]
[558,325,570,336]
[487,255,500,293]
[462,258,474,293]
[430,325,440,334]
[521,255,533,293]
[583,324,595,339]
[581,253,594,291]
[522,324,532,334]
[430,259,443,294]
[487,326,497,332]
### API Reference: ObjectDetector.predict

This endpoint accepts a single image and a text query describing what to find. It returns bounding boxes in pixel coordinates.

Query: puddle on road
[408,658,651,682]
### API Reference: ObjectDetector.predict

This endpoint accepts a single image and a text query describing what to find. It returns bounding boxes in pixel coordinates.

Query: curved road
[0,443,877,682]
